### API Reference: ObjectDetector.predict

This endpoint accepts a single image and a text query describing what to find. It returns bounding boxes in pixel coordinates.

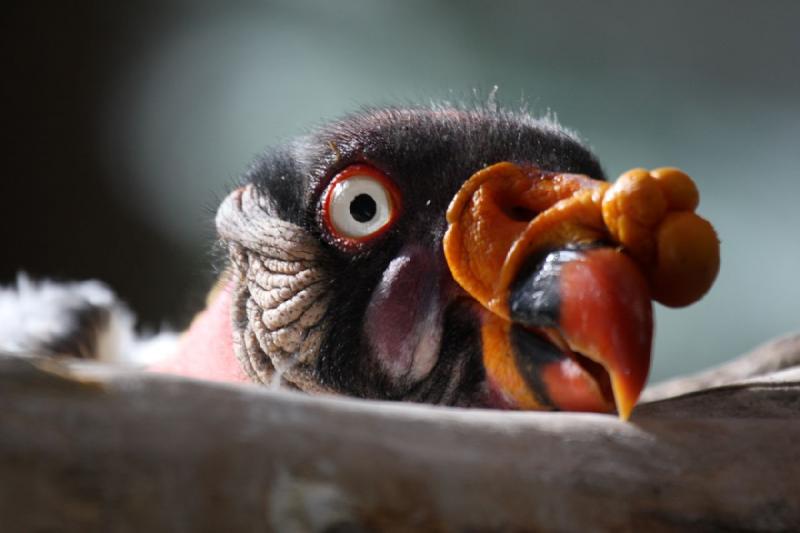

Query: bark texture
[1,334,799,532]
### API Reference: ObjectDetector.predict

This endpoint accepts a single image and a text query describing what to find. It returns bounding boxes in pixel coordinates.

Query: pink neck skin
[149,282,250,384]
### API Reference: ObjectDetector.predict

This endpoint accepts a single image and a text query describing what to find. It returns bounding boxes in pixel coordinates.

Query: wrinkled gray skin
[216,106,605,406]
[217,186,332,392]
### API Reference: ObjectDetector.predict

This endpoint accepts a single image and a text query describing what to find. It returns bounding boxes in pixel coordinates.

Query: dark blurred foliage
[2,3,211,329]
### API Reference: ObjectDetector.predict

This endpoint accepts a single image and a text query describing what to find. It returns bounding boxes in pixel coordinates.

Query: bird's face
[215,107,654,416]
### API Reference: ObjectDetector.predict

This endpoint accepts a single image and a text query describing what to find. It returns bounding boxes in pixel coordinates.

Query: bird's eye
[322,164,402,244]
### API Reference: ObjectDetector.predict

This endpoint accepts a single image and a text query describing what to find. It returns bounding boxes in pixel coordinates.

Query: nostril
[505,205,538,222]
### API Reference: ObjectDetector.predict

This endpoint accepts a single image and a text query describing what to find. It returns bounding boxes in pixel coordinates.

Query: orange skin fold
[445,163,609,315]
[444,162,720,418]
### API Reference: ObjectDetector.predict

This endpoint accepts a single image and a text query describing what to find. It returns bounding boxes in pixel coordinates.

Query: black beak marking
[508,243,612,328]
[509,325,561,409]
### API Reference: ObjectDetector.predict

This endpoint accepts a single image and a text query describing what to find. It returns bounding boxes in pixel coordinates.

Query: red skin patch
[541,358,612,413]
[149,282,249,384]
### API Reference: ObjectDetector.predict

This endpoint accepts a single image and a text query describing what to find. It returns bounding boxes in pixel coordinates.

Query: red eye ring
[321,164,403,248]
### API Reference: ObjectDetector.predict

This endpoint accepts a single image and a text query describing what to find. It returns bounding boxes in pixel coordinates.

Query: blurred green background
[4,1,799,382]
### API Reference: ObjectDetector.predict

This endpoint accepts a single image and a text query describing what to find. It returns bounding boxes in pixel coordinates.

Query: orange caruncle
[602,167,719,307]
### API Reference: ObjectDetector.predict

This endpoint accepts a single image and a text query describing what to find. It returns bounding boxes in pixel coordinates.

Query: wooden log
[1,340,799,532]
[643,333,800,402]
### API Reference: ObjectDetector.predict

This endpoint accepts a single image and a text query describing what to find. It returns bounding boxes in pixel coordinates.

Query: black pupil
[350,193,377,223]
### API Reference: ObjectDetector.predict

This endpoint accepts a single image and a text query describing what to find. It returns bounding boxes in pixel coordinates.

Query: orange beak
[444,162,653,419]
[506,246,652,419]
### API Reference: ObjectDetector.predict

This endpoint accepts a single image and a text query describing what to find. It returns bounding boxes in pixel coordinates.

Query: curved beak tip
[612,377,640,421]
[558,248,653,419]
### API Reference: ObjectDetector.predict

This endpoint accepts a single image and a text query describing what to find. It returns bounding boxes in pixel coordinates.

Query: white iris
[329,176,393,238]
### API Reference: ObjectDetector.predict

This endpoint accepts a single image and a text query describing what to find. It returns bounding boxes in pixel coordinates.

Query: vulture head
[161,106,720,419]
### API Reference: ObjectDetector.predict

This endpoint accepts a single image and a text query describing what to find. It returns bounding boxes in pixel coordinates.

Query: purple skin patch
[362,245,449,385]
